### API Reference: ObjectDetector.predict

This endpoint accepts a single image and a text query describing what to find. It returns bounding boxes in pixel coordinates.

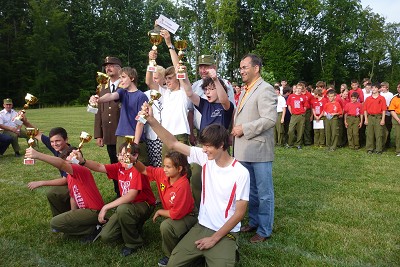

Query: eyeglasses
[105,64,117,69]
[239,66,252,71]
[203,86,215,93]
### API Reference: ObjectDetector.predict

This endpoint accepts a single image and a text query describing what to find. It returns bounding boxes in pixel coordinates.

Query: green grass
[0,107,399,266]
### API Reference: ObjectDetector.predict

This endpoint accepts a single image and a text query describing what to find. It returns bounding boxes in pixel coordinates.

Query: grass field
[0,107,399,267]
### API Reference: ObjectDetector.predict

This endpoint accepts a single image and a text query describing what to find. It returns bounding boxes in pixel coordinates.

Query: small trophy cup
[175,40,188,80]
[70,131,92,164]
[147,26,163,72]
[13,93,38,126]
[135,90,162,124]
[124,136,135,168]
[87,72,109,114]
[24,127,39,165]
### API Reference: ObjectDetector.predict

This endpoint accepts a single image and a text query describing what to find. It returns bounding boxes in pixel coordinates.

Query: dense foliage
[1,0,399,106]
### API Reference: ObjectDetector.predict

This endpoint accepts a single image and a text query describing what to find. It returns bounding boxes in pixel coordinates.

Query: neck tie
[111,84,115,93]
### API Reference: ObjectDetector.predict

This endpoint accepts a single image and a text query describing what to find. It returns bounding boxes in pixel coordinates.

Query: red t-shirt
[105,162,156,205]
[302,91,313,110]
[349,88,364,103]
[344,102,363,116]
[146,166,194,220]
[324,101,342,115]
[287,94,307,115]
[311,97,328,116]
[67,164,104,211]
[363,95,387,115]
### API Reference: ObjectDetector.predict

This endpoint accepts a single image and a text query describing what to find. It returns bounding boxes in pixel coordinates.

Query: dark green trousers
[366,114,384,152]
[325,116,339,150]
[288,114,305,146]
[346,116,361,149]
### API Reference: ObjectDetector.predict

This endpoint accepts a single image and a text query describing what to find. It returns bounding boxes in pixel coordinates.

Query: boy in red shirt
[25,146,104,239]
[311,88,328,147]
[76,143,156,256]
[363,83,387,154]
[349,79,364,103]
[286,83,309,149]
[324,90,343,151]
[344,92,363,150]
[134,151,196,267]
[301,83,314,146]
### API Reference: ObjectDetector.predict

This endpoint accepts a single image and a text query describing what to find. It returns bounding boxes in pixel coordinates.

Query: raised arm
[140,102,190,156]
[160,30,179,69]
[145,50,159,90]
[25,147,73,174]
[180,66,200,106]
[73,150,107,173]
[209,69,230,110]
[90,91,119,104]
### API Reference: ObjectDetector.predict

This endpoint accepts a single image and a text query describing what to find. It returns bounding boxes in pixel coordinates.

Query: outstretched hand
[25,147,38,159]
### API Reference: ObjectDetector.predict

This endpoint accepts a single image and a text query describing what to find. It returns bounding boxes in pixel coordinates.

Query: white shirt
[161,87,192,135]
[188,147,250,232]
[380,91,394,116]
[192,78,236,130]
[0,109,19,128]
[144,86,166,140]
[277,95,287,113]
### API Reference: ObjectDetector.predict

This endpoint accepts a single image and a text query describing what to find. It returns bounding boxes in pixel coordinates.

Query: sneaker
[375,151,382,155]
[297,146,302,150]
[367,150,373,154]
[396,153,400,157]
[158,256,169,267]
[121,246,137,257]
[81,224,102,244]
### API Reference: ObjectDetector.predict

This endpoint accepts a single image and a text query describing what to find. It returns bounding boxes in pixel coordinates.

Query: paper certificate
[313,120,324,129]
[157,15,180,34]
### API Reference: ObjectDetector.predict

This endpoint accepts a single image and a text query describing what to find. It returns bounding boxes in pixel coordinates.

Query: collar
[244,77,261,92]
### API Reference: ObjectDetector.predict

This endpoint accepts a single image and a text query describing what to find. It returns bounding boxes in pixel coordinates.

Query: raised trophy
[147,26,163,72]
[87,72,109,114]
[135,90,162,124]
[24,127,39,165]
[124,135,135,168]
[175,40,188,79]
[13,93,38,126]
[70,131,92,164]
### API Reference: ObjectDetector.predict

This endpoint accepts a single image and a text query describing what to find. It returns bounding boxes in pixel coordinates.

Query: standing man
[232,53,277,243]
[94,56,121,197]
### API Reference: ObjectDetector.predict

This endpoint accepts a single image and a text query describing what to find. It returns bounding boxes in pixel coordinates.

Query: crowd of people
[0,27,277,267]
[1,26,400,267]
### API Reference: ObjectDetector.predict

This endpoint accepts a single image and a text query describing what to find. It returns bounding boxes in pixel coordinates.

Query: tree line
[1,0,399,107]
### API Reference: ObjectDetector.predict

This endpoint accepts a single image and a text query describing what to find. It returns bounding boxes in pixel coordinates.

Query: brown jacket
[94,83,120,145]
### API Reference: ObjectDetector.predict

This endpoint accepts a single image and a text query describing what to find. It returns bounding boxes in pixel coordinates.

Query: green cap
[198,55,215,66]
[3,98,13,104]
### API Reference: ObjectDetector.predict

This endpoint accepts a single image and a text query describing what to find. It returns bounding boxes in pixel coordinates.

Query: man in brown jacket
[94,56,121,197]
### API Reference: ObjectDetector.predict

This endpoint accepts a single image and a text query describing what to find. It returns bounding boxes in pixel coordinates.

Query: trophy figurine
[13,93,38,126]
[124,135,135,168]
[70,131,92,164]
[175,40,188,80]
[135,90,162,124]
[147,26,163,72]
[24,127,39,165]
[87,72,109,114]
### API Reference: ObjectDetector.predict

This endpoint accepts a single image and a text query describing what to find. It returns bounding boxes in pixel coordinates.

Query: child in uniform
[324,90,343,151]
[344,92,363,150]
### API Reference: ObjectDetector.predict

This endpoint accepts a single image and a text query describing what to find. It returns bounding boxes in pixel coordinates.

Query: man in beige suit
[232,54,277,243]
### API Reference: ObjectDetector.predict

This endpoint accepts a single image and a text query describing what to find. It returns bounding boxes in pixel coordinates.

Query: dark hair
[274,85,280,91]
[165,151,188,176]
[351,79,359,84]
[118,142,139,155]
[283,86,292,95]
[372,82,381,89]
[59,146,77,160]
[327,89,336,95]
[198,124,229,150]
[241,53,262,70]
[201,77,228,93]
[351,92,359,98]
[49,127,68,140]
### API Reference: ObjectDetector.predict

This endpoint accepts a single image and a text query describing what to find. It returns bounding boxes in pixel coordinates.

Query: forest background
[1,0,400,107]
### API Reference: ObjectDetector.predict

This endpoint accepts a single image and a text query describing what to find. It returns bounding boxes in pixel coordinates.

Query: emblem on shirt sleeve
[160,183,165,191]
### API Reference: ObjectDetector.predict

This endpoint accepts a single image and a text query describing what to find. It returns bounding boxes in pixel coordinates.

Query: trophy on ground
[147,25,163,72]
[124,136,135,168]
[24,127,39,165]
[87,72,109,114]
[13,93,38,126]
[175,40,188,79]
[70,131,92,164]
[135,90,162,124]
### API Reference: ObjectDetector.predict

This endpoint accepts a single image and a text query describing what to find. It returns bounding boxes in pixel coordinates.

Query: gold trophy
[24,127,39,165]
[135,90,162,124]
[70,131,92,164]
[147,26,163,72]
[175,40,188,80]
[87,72,109,114]
[13,93,38,126]
[124,136,135,168]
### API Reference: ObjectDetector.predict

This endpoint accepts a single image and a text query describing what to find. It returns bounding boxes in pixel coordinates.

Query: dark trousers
[0,133,12,155]
[107,144,120,197]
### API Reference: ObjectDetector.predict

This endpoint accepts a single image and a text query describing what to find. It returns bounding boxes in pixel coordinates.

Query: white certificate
[313,120,324,129]
[157,15,180,34]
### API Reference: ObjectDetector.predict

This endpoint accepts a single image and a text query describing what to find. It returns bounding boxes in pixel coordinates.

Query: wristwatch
[168,45,175,50]
[79,159,86,166]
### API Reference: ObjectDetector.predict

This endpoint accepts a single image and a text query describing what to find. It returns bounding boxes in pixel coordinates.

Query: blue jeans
[240,161,274,237]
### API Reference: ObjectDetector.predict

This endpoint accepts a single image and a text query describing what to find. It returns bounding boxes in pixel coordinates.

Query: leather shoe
[240,224,257,233]
[250,233,269,243]
[121,246,137,257]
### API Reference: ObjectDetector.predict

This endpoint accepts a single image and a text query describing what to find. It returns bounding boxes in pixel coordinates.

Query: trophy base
[135,115,147,124]
[13,119,23,126]
[177,73,186,80]
[87,105,98,114]
[147,66,156,72]
[70,157,80,164]
[24,158,35,165]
